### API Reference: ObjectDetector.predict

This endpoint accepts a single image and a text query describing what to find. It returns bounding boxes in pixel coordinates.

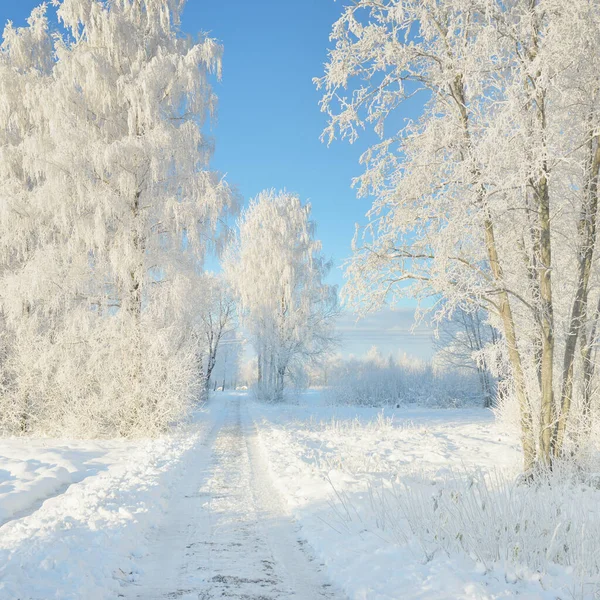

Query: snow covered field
[251,391,600,600]
[1,391,599,599]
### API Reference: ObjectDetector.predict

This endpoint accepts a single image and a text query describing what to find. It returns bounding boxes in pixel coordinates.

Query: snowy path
[125,395,343,600]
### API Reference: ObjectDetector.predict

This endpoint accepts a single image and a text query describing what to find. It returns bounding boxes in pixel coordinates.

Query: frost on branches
[318,0,600,471]
[225,190,338,402]
[0,0,234,437]
[195,273,237,396]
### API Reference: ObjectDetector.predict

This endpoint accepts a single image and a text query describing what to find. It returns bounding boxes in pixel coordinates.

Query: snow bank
[0,413,210,599]
[0,458,71,524]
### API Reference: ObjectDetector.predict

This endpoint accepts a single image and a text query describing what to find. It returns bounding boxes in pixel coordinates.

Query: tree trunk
[450,71,536,471]
[128,190,144,318]
[537,171,555,466]
[554,126,600,457]
[275,365,286,402]
[257,346,262,387]
[205,346,217,394]
[126,188,145,431]
[221,346,229,392]
[484,217,536,472]
[518,219,543,391]
[579,296,600,443]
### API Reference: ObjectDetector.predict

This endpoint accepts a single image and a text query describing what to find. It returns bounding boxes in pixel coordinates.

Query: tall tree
[0,0,234,436]
[225,190,338,402]
[318,0,600,471]
[0,6,54,432]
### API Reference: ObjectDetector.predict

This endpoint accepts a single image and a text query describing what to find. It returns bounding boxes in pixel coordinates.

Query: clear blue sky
[1,0,433,359]
[182,0,382,288]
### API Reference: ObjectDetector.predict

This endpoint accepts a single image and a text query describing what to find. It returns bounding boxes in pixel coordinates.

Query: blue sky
[1,0,434,359]
[181,1,381,284]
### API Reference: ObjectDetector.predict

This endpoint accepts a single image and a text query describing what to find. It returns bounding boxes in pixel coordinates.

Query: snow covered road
[125,394,343,600]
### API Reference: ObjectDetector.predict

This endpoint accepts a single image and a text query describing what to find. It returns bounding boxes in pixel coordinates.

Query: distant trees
[319,0,600,470]
[210,329,243,392]
[327,347,480,407]
[197,274,237,395]
[0,0,233,436]
[435,309,498,408]
[225,190,338,401]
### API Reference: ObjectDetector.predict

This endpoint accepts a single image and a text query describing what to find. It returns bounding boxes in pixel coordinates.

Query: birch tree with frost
[225,190,338,402]
[318,0,600,471]
[196,273,237,395]
[0,0,234,436]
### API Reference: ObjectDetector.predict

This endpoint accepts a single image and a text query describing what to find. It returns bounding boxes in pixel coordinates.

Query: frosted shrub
[494,383,600,471]
[0,308,199,438]
[368,469,600,595]
[328,353,482,408]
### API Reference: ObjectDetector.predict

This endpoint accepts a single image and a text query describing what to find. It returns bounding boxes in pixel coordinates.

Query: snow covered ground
[250,390,600,600]
[2,391,599,599]
[0,418,207,599]
[121,393,340,600]
[0,396,341,600]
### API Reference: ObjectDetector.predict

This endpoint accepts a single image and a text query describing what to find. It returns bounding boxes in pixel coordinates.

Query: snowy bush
[327,349,482,408]
[0,278,203,437]
[366,468,600,597]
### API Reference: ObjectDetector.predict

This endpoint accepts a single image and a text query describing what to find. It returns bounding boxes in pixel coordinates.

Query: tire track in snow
[241,400,342,600]
[124,395,344,600]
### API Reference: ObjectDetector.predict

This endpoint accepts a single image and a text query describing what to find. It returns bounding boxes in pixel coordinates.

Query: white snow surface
[0,396,342,600]
[250,390,598,599]
[1,391,598,599]
[0,419,206,599]
[121,393,341,600]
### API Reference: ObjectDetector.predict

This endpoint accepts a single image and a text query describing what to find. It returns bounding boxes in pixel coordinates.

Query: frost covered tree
[0,6,55,432]
[0,0,234,436]
[318,0,600,471]
[196,274,236,395]
[225,190,338,401]
[435,309,498,408]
